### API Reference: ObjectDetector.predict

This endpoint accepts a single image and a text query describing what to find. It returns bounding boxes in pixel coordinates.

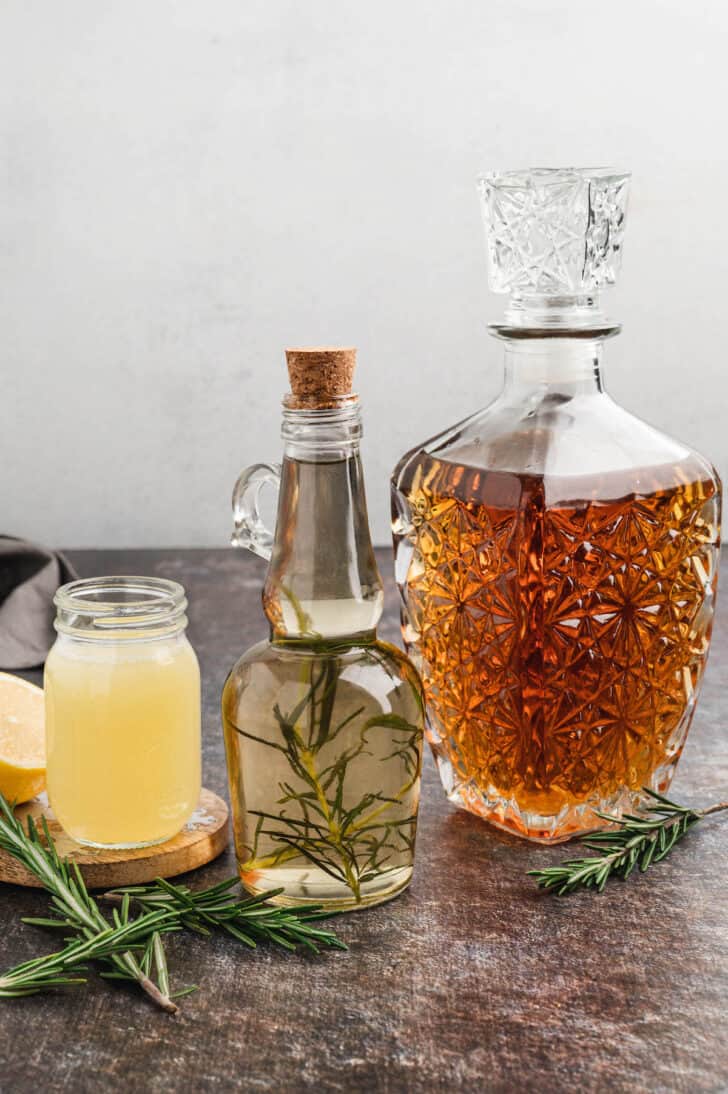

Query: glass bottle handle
[231,462,281,560]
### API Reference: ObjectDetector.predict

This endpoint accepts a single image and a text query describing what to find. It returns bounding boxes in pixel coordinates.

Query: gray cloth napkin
[0,537,78,670]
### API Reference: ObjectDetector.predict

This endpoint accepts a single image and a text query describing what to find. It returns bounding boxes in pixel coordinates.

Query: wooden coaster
[0,788,229,890]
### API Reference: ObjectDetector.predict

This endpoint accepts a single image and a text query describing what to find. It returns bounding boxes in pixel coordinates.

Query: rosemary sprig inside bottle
[0,792,345,1011]
[229,636,422,905]
[529,788,728,895]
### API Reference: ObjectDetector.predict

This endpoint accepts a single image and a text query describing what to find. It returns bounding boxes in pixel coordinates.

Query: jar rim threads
[54,576,188,639]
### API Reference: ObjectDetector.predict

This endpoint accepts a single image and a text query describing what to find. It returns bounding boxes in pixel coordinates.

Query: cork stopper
[285,347,356,409]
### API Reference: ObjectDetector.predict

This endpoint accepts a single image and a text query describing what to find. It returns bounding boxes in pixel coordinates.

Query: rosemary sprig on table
[0,792,346,1012]
[103,876,348,953]
[0,793,180,1010]
[529,788,728,895]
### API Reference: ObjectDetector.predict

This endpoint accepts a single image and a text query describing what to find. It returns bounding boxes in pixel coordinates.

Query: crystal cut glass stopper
[478,168,631,306]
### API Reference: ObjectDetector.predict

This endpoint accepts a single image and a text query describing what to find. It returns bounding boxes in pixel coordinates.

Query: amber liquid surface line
[393,452,720,840]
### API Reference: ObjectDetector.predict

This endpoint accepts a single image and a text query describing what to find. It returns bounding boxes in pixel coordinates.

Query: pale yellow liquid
[45,634,201,848]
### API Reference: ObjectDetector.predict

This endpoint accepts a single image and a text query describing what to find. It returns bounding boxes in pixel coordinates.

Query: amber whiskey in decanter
[392,169,721,842]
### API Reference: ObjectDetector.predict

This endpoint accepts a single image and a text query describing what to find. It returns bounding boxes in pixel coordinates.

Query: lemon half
[0,672,45,804]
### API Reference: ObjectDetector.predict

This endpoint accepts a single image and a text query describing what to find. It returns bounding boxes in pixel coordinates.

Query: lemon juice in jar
[45,577,201,849]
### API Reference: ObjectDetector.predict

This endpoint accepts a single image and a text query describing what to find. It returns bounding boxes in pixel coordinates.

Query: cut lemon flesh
[0,672,45,804]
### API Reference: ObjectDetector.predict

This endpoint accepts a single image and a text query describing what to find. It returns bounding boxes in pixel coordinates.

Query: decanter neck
[499,337,606,397]
[264,400,384,642]
[491,293,620,337]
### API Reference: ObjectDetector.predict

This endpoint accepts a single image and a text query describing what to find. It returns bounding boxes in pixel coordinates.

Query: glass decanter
[392,168,721,842]
[223,348,424,909]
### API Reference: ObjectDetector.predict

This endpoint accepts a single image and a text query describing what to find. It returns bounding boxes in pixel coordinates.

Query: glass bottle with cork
[222,348,424,910]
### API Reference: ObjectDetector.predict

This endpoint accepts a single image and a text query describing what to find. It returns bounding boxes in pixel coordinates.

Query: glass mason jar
[222,349,425,912]
[45,576,201,849]
[392,169,721,842]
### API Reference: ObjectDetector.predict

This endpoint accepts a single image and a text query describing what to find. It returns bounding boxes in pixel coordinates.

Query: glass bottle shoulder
[222,636,423,713]
[393,390,721,510]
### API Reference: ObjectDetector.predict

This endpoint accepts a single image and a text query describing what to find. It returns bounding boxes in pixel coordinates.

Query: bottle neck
[264,400,384,643]
[489,291,619,400]
[498,338,606,398]
[279,397,364,460]
[495,292,619,334]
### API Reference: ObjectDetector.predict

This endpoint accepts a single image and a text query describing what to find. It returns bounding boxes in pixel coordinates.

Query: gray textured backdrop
[1,1,725,547]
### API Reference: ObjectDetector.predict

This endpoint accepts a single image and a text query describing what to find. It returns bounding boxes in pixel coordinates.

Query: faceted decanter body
[392,169,721,842]
[223,350,424,908]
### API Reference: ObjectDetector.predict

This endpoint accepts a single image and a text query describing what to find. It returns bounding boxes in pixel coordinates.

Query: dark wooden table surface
[1,548,726,1093]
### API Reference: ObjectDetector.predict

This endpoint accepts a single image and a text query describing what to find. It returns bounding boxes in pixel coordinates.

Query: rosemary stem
[113,949,178,1014]
[700,801,728,817]
[133,966,178,1014]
